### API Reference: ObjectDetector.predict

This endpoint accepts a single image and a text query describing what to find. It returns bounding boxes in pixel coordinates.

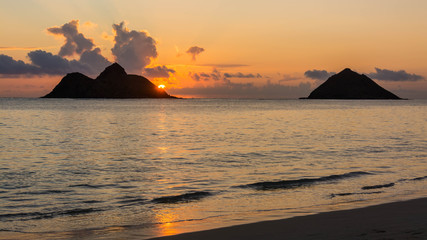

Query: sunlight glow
[158,84,165,89]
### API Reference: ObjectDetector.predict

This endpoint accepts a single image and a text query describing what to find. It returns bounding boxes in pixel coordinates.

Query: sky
[1,0,427,98]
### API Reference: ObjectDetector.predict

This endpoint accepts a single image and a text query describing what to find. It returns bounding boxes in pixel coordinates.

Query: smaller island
[42,63,175,98]
[302,68,401,99]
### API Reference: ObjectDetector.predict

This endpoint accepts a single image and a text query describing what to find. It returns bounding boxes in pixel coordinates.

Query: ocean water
[0,98,426,239]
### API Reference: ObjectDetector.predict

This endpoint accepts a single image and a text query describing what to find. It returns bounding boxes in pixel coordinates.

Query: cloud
[0,51,92,77]
[186,46,205,61]
[190,69,263,82]
[47,20,95,57]
[190,69,222,82]
[27,50,90,75]
[0,48,111,77]
[170,81,312,99]
[182,68,311,98]
[368,68,424,81]
[0,54,40,76]
[304,69,335,80]
[143,65,176,79]
[0,20,113,77]
[79,48,112,74]
[223,72,262,78]
[112,22,157,73]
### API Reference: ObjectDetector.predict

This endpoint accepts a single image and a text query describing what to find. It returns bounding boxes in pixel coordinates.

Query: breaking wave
[239,171,372,190]
[361,183,395,190]
[152,191,213,204]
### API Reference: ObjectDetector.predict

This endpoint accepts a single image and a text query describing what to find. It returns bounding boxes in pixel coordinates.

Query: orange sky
[1,0,426,98]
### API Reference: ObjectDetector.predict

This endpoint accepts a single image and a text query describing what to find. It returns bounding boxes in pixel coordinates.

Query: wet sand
[149,198,427,240]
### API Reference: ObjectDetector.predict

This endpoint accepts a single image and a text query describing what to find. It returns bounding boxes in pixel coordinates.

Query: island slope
[303,68,401,99]
[42,63,174,98]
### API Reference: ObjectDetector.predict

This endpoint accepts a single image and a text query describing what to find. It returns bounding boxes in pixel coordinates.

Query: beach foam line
[238,171,371,190]
[149,198,427,240]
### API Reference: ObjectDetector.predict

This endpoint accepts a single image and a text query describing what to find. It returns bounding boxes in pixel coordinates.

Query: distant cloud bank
[304,68,424,82]
[304,69,335,80]
[190,68,262,82]
[143,65,176,79]
[170,81,312,99]
[368,68,424,81]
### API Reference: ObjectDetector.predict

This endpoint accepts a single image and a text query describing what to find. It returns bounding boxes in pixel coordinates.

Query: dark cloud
[143,65,176,78]
[79,48,112,74]
[368,68,424,81]
[170,81,312,99]
[0,51,88,77]
[0,20,113,77]
[190,69,221,82]
[223,72,262,78]
[27,50,90,74]
[190,69,263,82]
[191,73,201,81]
[186,46,205,61]
[0,49,111,77]
[0,54,40,75]
[47,20,95,57]
[112,22,157,74]
[182,67,311,98]
[304,69,335,80]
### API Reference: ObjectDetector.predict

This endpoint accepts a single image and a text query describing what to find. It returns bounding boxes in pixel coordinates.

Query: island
[302,68,401,99]
[42,63,175,98]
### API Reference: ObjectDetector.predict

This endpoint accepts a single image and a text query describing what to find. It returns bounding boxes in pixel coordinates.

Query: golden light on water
[155,210,180,236]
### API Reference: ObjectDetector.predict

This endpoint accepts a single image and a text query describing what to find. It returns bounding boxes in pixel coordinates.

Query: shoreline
[149,197,427,240]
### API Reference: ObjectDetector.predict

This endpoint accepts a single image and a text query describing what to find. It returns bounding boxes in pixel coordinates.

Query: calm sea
[1,98,426,239]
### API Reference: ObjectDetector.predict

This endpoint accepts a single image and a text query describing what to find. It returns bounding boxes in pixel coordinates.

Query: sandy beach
[150,198,427,240]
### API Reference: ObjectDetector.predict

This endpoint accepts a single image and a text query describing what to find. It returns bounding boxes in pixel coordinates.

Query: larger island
[302,68,401,99]
[42,63,175,98]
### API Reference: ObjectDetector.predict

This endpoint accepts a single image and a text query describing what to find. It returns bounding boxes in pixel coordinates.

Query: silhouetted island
[42,63,175,98]
[302,68,401,99]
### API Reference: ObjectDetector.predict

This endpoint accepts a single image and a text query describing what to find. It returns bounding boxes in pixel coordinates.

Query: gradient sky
[1,0,427,98]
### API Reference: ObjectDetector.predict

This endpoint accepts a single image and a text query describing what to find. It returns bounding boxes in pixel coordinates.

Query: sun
[158,84,165,89]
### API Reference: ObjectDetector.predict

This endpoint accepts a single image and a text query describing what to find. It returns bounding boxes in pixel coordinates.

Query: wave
[412,176,427,181]
[398,175,427,182]
[68,184,116,189]
[330,191,383,198]
[361,183,395,190]
[116,196,147,206]
[16,189,73,195]
[239,171,372,190]
[152,191,213,204]
[0,207,102,221]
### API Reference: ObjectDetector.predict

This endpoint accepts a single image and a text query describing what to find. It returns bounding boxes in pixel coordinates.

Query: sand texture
[150,198,427,240]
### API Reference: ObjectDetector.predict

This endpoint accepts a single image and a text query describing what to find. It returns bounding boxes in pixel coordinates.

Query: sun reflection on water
[155,210,181,236]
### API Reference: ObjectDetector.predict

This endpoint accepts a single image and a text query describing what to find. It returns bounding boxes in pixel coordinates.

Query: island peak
[302,68,401,99]
[42,63,175,99]
[96,62,127,81]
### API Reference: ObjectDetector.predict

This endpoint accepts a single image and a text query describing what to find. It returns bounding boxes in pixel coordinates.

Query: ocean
[1,98,426,239]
